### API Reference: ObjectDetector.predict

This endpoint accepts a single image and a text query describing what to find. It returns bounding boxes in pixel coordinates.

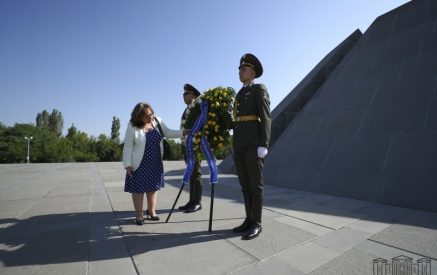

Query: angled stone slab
[226,218,316,260]
[370,223,437,259]
[359,99,429,134]
[314,227,373,253]
[274,215,333,236]
[352,203,415,222]
[231,257,305,275]
[308,247,377,275]
[310,171,384,201]
[263,189,338,213]
[312,109,365,138]
[380,174,437,212]
[329,69,379,113]
[426,96,437,130]
[356,240,437,274]
[276,242,341,274]
[265,136,334,189]
[132,238,256,275]
[320,135,391,174]
[383,131,437,171]
[391,0,428,35]
[392,209,437,229]
[346,219,392,235]
[266,203,362,230]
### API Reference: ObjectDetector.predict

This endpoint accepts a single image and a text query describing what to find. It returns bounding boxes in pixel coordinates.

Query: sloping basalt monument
[223,0,437,212]
[264,0,437,212]
[218,29,363,174]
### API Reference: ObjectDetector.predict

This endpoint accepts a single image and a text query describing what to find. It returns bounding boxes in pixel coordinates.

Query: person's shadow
[0,211,237,267]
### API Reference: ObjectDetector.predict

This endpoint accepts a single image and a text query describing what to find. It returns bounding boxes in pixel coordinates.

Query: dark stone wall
[218,29,362,174]
[264,0,437,212]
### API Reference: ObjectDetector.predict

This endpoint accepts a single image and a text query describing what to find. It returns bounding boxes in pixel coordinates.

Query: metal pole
[24,136,33,164]
[165,183,185,223]
[208,184,215,232]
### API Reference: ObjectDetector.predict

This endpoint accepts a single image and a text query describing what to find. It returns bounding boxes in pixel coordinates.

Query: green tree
[166,139,183,160]
[36,110,50,128]
[66,131,98,162]
[66,124,78,138]
[111,116,120,142]
[48,109,64,137]
[0,123,36,163]
[95,134,122,161]
[36,109,64,137]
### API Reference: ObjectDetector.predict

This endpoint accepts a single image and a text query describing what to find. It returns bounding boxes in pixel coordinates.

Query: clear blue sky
[0,0,409,138]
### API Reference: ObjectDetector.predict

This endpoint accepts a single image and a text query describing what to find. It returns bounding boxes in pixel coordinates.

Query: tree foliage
[0,110,229,163]
[36,109,63,137]
[0,119,122,163]
[111,116,121,142]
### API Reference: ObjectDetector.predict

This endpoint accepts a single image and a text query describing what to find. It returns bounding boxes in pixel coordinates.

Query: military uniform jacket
[233,83,271,148]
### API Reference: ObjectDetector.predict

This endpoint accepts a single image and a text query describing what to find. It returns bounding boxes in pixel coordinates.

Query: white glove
[257,147,268,158]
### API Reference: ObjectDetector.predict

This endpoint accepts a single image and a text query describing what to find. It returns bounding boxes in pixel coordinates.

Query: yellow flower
[215,125,220,132]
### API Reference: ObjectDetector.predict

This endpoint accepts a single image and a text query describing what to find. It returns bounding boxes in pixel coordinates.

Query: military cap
[239,53,263,78]
[183,83,201,97]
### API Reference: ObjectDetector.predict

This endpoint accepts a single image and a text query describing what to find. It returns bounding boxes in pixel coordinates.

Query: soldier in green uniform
[178,83,203,213]
[232,53,271,240]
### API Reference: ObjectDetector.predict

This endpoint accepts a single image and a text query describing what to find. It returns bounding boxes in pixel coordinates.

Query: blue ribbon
[182,101,218,185]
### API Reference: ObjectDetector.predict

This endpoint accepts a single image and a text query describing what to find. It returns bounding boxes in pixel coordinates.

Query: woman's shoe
[145,210,160,221]
[135,218,144,226]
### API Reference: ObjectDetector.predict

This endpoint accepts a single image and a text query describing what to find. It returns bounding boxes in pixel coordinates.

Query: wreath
[181,86,235,160]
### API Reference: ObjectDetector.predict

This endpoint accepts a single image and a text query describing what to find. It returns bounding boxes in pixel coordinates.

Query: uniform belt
[235,115,259,122]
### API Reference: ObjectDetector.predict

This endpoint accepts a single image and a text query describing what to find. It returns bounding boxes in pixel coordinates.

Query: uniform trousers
[233,146,264,225]
[182,145,202,202]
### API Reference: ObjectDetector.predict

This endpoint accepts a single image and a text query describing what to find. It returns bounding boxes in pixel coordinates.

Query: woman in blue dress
[123,102,185,225]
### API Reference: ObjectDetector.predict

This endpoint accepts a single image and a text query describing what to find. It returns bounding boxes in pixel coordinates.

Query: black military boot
[233,218,250,233]
[178,201,193,211]
[243,222,262,240]
[184,202,202,213]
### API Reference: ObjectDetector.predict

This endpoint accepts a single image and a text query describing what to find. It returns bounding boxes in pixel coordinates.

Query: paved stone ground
[0,161,436,274]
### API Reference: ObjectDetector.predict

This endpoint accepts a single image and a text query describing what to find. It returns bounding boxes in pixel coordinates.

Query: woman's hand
[126,166,134,177]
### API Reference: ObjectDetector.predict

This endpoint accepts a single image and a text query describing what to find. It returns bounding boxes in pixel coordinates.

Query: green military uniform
[233,82,271,227]
[179,83,203,213]
[181,107,202,204]
[232,53,271,239]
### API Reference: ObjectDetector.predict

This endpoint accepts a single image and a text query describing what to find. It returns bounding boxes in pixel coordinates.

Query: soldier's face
[183,91,196,105]
[239,66,255,83]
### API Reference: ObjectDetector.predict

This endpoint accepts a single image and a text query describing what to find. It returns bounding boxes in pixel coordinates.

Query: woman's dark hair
[130,102,154,128]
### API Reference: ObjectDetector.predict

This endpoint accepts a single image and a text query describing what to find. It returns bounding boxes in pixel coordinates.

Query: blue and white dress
[124,129,164,193]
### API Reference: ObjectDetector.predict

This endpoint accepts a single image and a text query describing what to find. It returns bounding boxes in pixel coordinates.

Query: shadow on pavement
[0,211,236,267]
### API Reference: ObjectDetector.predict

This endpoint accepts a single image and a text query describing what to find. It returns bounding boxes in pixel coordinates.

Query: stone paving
[0,161,436,274]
